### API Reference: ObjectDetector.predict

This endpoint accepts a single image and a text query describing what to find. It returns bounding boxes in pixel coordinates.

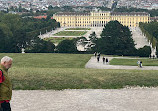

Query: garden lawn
[53,31,87,36]
[0,53,91,68]
[110,58,158,66]
[65,28,91,30]
[44,37,73,44]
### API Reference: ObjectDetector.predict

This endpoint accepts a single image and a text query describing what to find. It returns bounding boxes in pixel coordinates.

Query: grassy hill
[2,53,158,90]
[1,53,90,68]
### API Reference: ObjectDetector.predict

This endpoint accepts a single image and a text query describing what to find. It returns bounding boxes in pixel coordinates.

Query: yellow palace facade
[53,10,150,27]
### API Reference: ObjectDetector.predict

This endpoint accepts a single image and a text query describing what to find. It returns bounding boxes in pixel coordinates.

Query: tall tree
[57,39,78,53]
[94,21,136,55]
[0,29,6,52]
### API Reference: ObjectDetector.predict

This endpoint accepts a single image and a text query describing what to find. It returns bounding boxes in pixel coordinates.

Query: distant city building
[53,9,150,27]
[117,0,158,10]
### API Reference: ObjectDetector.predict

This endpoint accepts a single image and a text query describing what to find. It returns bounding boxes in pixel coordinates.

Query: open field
[65,28,91,30]
[53,31,87,36]
[44,37,73,44]
[1,53,158,90]
[110,58,158,66]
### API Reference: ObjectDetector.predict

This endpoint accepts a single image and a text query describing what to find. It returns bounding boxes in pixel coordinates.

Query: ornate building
[53,9,150,27]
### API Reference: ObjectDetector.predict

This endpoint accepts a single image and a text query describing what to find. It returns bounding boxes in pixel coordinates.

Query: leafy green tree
[73,37,87,46]
[57,39,78,53]
[0,13,59,53]
[13,29,31,50]
[0,14,22,33]
[93,21,136,55]
[25,37,55,53]
[137,46,151,57]
[89,32,97,43]
[0,29,6,52]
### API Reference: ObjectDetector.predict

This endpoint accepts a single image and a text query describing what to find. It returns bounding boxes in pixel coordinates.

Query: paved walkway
[85,56,158,70]
[130,27,149,49]
[11,88,158,111]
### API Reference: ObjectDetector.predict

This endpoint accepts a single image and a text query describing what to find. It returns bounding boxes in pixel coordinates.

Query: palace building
[53,9,150,27]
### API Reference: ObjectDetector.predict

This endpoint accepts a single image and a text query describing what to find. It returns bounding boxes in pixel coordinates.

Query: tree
[13,29,31,50]
[25,37,55,53]
[0,13,59,53]
[93,21,136,55]
[89,32,97,43]
[137,46,151,57]
[0,29,6,52]
[57,39,78,53]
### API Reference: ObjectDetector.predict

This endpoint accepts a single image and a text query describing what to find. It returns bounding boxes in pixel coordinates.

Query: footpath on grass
[85,56,158,70]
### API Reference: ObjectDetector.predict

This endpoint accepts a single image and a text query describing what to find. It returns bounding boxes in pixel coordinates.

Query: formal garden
[44,37,73,44]
[53,31,87,36]
[65,28,91,30]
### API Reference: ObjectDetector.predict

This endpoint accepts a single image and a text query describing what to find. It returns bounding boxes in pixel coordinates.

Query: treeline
[0,12,60,53]
[22,17,60,36]
[139,22,158,55]
[114,7,158,17]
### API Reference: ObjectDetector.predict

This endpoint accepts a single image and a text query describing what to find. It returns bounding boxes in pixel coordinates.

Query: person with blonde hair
[0,56,13,111]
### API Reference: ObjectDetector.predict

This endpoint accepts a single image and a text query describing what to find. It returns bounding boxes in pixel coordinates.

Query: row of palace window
[66,24,136,27]
[63,22,147,27]
[112,17,149,21]
[57,17,149,22]
[60,20,147,24]
[93,13,110,16]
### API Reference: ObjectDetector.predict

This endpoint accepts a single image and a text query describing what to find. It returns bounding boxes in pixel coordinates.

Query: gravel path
[11,88,158,111]
[10,56,158,111]
[130,27,149,49]
[85,56,158,70]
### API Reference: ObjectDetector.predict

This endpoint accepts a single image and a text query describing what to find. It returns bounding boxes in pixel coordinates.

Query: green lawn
[44,37,73,44]
[54,31,87,36]
[0,53,91,68]
[11,68,158,90]
[1,53,158,90]
[65,28,91,30]
[110,58,158,66]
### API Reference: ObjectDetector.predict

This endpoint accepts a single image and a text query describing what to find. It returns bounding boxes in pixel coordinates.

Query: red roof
[34,16,47,19]
[34,16,54,19]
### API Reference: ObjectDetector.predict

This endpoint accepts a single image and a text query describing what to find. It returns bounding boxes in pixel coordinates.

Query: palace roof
[54,12,91,16]
[111,12,150,16]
